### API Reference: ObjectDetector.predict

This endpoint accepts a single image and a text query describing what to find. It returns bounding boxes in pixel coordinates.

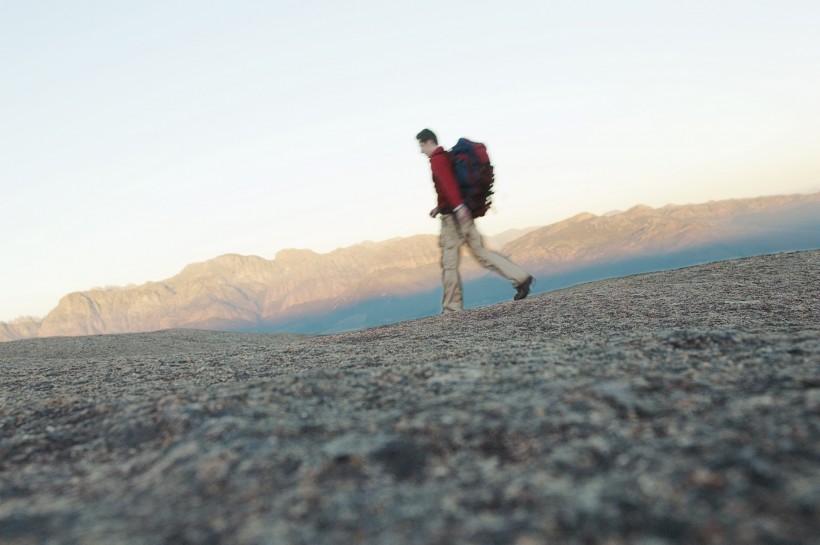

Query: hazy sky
[2,1,819,321]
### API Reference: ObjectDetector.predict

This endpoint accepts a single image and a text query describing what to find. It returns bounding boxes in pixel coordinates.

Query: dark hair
[416,128,437,145]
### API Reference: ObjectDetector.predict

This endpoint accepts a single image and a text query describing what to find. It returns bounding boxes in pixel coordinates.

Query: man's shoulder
[430,147,449,162]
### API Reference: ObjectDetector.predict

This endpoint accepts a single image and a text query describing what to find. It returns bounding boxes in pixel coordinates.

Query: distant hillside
[505,193,820,273]
[1,192,818,341]
[0,317,40,341]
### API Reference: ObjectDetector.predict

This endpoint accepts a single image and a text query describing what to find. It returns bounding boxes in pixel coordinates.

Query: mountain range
[2,192,818,341]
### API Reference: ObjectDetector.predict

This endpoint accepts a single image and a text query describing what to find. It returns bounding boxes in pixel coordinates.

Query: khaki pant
[439,214,530,312]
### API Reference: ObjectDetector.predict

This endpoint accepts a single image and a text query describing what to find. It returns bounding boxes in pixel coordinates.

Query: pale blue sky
[2,1,819,321]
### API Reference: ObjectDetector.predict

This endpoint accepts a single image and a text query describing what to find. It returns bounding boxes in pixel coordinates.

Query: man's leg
[462,219,531,288]
[440,214,464,312]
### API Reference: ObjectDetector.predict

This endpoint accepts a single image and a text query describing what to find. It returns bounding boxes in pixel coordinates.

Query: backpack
[448,138,494,217]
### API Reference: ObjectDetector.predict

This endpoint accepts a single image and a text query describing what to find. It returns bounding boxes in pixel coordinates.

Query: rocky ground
[1,251,818,545]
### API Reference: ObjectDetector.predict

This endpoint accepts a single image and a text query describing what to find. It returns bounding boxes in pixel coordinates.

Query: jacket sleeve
[431,153,463,209]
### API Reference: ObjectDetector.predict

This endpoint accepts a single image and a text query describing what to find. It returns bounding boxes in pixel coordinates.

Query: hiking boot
[514,276,533,301]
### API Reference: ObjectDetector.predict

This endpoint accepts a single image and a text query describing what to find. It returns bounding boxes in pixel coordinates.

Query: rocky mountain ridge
[505,193,820,272]
[2,192,818,341]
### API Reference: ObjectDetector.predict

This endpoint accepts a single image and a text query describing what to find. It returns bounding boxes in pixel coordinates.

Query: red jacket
[429,146,463,213]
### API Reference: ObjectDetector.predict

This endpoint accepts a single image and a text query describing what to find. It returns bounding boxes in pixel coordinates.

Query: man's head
[417,128,438,157]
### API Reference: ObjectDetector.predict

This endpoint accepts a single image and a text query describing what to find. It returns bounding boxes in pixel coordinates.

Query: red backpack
[448,138,494,217]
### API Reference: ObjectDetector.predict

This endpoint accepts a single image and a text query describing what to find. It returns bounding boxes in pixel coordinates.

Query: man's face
[419,139,437,157]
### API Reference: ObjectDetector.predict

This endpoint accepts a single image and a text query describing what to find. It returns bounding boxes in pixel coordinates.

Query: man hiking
[417,128,533,312]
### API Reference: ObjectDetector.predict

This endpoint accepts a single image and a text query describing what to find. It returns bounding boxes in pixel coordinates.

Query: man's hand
[429,206,440,218]
[455,205,472,225]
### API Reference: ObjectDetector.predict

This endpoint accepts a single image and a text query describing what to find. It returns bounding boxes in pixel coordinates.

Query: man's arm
[430,153,463,210]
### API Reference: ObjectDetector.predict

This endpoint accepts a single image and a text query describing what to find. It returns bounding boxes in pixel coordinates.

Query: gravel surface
[1,251,818,545]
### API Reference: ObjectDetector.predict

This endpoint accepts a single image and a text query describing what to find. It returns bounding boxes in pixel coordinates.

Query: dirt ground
[1,251,818,545]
